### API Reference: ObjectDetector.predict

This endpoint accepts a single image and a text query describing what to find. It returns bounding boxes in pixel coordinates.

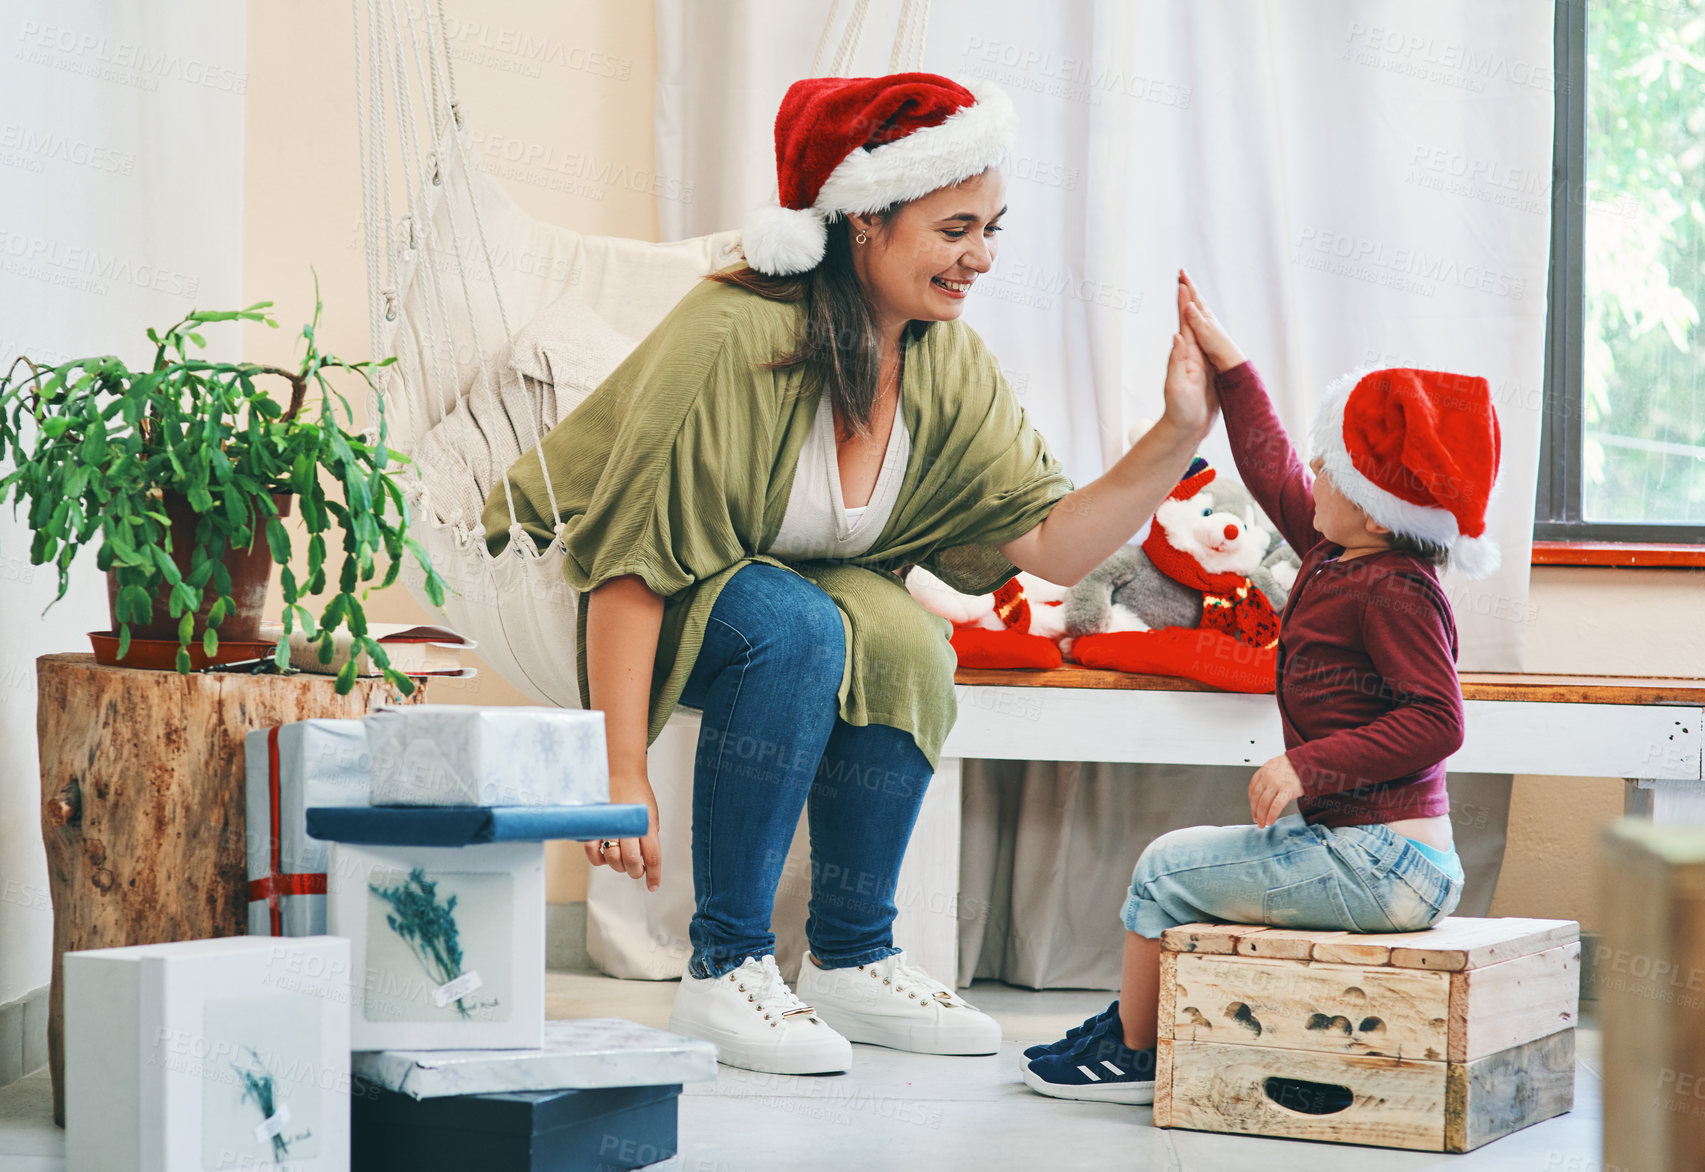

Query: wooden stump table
[35,652,429,1125]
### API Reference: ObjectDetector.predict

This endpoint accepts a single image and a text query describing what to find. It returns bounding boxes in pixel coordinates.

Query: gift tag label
[433,970,484,1007]
[254,1102,292,1144]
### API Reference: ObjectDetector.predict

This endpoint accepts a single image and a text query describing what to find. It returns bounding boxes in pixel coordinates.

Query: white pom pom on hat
[739,202,828,278]
[1448,533,1502,579]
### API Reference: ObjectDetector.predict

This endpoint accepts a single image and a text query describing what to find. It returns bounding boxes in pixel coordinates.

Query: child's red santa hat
[742,73,1017,276]
[1310,367,1503,579]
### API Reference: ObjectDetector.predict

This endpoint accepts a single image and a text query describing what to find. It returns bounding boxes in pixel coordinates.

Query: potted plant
[0,285,447,694]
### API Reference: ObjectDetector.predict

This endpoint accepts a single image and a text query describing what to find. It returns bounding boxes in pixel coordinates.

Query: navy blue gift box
[351,1079,681,1171]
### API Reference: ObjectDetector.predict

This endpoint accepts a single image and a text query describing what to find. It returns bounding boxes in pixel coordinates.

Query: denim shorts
[1121,815,1465,939]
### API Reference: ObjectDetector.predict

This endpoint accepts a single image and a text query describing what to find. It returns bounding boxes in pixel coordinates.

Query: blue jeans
[677,564,934,979]
[1121,815,1464,938]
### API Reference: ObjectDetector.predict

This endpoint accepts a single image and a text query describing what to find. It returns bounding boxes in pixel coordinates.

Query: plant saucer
[87,631,276,671]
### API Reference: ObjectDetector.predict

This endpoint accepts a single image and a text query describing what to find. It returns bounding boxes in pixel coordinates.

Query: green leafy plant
[370,867,479,1019]
[0,282,447,692]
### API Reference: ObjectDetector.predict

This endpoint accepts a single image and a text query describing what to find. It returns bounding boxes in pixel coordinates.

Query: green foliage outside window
[1584,0,1705,522]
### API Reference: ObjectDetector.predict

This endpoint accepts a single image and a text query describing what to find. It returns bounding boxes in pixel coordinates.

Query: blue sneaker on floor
[1022,1012,1155,1105]
[1022,999,1120,1061]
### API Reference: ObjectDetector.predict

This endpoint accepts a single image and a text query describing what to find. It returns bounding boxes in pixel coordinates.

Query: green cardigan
[482,278,1073,768]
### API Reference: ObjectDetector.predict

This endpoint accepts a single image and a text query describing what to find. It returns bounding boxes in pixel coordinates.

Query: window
[1539,0,1705,541]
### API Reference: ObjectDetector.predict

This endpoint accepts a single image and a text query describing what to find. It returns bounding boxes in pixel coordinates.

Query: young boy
[1023,273,1501,1104]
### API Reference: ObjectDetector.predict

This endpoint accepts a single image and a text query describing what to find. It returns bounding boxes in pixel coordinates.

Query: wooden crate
[1154,917,1579,1152]
[1599,820,1705,1172]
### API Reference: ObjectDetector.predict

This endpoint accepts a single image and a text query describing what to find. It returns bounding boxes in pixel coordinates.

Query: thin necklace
[879,345,905,403]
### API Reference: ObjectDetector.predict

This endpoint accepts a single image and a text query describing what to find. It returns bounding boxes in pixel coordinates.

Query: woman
[483,73,1217,1075]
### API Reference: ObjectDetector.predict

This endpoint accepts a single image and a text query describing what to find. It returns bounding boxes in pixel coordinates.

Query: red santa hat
[1310,367,1503,578]
[741,72,1017,276]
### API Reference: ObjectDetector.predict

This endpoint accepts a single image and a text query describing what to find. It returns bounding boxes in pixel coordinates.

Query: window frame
[1536,0,1705,544]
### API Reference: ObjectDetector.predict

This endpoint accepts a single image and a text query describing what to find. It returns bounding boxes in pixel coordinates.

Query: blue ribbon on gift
[305,805,649,845]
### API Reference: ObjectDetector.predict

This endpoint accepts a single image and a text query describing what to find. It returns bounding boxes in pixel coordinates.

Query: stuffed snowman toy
[1063,455,1297,692]
[1065,457,1295,639]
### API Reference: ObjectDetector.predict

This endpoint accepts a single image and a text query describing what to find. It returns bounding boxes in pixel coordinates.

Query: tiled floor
[0,971,1603,1170]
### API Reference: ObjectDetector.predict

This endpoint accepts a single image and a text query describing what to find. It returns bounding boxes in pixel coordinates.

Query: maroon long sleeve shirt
[1217,362,1463,826]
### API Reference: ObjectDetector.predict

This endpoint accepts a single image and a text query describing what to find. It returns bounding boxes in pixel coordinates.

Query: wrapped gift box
[246,720,371,937]
[314,805,647,1051]
[353,1019,716,1099]
[327,840,547,1052]
[352,1080,679,1172]
[364,705,608,807]
[64,935,352,1172]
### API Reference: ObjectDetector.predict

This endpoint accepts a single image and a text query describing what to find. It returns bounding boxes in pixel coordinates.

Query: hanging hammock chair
[351,0,932,706]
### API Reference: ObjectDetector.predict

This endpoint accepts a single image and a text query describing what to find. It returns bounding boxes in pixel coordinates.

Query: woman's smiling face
[849,168,1006,332]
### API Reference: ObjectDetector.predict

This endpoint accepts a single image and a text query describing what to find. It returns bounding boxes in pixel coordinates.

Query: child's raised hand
[1162,275,1218,441]
[1179,270,1247,373]
[1248,752,1304,828]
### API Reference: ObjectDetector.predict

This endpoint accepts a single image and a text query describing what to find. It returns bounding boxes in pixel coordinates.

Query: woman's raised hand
[1179,269,1247,373]
[1161,271,1219,441]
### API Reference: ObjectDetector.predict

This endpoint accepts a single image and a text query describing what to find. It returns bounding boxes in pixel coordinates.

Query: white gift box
[364,705,608,807]
[64,935,352,1172]
[328,841,545,1051]
[246,720,371,937]
[352,1019,718,1099]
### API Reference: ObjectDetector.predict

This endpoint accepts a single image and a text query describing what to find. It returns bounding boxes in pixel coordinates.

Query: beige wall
[1488,566,1705,929]
[243,1,1703,929]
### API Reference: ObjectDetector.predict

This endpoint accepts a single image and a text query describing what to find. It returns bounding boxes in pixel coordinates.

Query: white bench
[902,669,1705,983]
[629,671,1705,988]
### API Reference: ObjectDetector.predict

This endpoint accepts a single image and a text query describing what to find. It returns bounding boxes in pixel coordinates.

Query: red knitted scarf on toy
[991,579,1030,629]
[1140,463,1281,650]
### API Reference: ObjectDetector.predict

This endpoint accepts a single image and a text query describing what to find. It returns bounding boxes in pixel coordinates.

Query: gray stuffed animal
[1064,466,1299,642]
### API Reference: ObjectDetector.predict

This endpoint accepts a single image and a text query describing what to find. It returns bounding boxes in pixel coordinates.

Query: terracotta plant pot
[104,491,293,645]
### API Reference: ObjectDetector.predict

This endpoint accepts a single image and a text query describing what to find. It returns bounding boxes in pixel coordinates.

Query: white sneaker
[668,955,852,1075]
[795,949,1002,1055]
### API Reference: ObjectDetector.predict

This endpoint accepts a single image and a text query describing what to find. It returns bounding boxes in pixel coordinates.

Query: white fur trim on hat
[740,201,829,276]
[812,77,1018,218]
[1309,367,1462,549]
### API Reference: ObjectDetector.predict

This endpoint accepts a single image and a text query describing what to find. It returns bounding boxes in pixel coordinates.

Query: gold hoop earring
[856,230,868,245]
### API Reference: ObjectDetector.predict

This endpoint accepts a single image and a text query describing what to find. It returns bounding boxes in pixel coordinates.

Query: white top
[765,391,910,561]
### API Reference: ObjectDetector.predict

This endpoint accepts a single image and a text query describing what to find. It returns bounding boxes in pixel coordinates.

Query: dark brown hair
[1385,531,1450,566]
[710,213,928,438]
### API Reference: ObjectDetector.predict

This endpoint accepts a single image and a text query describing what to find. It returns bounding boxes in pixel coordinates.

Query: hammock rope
[349,0,930,705]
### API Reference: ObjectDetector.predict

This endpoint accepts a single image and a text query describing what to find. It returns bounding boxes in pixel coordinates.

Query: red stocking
[1072,628,1275,693]
[950,627,1063,670]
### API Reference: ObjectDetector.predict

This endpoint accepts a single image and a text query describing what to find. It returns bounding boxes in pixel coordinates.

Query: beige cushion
[413,292,637,529]
[508,291,639,424]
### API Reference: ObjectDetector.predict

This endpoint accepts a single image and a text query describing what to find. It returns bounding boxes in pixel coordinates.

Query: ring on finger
[598,839,619,853]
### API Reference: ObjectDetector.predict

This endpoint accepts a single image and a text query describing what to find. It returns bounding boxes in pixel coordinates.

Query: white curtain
[657,0,1553,653]
[0,1,246,1005]
[611,0,1551,986]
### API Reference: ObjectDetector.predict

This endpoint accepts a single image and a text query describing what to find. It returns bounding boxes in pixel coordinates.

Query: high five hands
[1161,273,1217,441]
[1176,269,1247,373]
[1160,268,1253,440]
